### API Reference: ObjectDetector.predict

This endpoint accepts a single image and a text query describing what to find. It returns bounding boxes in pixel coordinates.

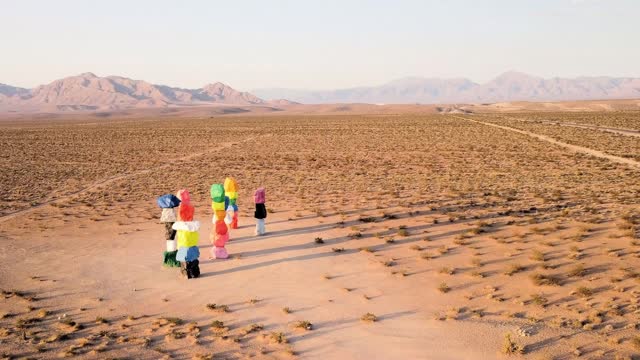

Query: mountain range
[2,71,640,113]
[253,71,640,104]
[0,72,284,112]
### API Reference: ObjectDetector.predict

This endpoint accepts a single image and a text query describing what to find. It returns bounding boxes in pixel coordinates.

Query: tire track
[0,135,265,223]
[451,115,640,168]
[502,115,640,138]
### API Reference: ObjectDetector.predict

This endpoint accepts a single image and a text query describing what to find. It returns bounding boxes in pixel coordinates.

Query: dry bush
[504,264,525,276]
[438,282,451,293]
[361,313,377,322]
[501,332,524,355]
[530,273,561,286]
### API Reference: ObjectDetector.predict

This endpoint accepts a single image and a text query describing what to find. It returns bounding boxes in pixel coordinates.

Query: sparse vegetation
[575,286,593,298]
[397,227,409,237]
[361,313,377,322]
[530,249,545,262]
[501,332,524,355]
[568,264,586,277]
[243,323,264,335]
[211,320,225,329]
[439,267,455,275]
[420,252,435,260]
[438,282,451,293]
[530,293,549,307]
[530,273,561,286]
[269,331,288,344]
[293,320,313,330]
[3,112,640,358]
[205,304,229,313]
[504,264,525,276]
[160,317,183,326]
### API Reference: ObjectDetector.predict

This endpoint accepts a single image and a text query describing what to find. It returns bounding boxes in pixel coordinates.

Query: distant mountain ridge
[0,72,277,112]
[252,71,640,104]
[3,71,640,113]
[0,83,29,97]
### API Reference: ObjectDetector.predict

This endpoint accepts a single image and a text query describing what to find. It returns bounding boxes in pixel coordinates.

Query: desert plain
[1,104,640,359]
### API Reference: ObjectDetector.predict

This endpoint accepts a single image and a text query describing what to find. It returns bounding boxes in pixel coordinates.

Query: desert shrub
[501,333,524,355]
[438,282,451,293]
[361,313,377,322]
[530,273,561,286]
[504,264,524,276]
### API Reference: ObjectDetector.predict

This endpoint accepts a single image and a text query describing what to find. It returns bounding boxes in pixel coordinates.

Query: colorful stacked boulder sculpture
[176,189,191,205]
[254,187,267,236]
[173,189,200,278]
[210,184,229,259]
[157,194,181,267]
[224,177,239,229]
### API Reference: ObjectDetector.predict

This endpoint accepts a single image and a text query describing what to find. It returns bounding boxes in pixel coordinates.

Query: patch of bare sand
[3,200,639,359]
[0,209,508,359]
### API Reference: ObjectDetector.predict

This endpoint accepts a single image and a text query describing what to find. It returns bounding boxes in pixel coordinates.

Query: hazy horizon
[2,0,639,91]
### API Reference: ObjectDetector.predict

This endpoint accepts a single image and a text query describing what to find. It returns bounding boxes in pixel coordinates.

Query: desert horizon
[2,71,640,114]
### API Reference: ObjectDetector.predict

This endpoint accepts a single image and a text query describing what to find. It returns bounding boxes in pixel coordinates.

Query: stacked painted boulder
[254,187,267,235]
[224,177,239,229]
[173,189,200,279]
[210,184,229,259]
[157,194,181,267]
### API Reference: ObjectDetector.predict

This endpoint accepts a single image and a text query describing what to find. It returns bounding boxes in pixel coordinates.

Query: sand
[2,111,640,359]
[0,206,514,359]
[3,202,638,359]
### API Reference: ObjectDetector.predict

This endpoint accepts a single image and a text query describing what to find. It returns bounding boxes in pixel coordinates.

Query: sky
[1,0,639,90]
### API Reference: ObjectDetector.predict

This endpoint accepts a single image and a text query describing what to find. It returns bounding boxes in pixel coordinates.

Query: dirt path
[0,135,263,223]
[503,115,640,138]
[451,115,640,168]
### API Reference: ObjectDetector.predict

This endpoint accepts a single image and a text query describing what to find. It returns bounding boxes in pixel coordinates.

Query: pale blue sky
[2,0,638,90]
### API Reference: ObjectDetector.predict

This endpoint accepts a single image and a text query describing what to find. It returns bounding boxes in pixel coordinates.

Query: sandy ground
[2,200,638,359]
[0,207,519,359]
[2,112,640,359]
[453,116,640,168]
[499,115,640,138]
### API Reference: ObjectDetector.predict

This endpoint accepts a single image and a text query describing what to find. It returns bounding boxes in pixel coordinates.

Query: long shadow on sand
[288,310,417,355]
[203,208,515,279]
[235,198,544,244]
[200,249,358,277]
[232,222,338,242]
